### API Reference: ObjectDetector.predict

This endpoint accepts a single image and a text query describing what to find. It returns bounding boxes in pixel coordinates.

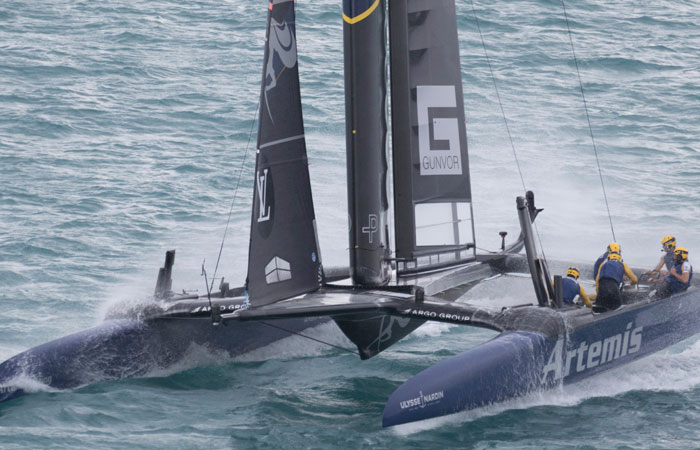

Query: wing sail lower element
[247,0,322,307]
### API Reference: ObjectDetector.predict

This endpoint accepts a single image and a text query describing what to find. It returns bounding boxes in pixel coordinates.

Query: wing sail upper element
[247,0,322,307]
[389,0,476,275]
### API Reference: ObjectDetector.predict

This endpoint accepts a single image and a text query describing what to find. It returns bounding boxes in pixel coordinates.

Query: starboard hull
[382,286,700,427]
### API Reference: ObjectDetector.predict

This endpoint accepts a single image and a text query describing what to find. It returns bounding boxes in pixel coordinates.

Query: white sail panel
[415,202,472,247]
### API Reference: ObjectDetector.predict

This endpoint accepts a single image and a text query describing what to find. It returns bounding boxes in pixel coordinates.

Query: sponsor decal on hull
[543,322,643,382]
[399,390,446,410]
[402,308,471,323]
[190,304,244,315]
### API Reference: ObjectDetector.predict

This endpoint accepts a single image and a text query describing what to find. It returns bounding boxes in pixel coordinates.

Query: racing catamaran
[3,0,697,430]
[217,0,700,429]
[0,0,522,403]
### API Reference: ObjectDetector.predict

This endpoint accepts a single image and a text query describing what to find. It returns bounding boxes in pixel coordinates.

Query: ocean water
[1,0,699,448]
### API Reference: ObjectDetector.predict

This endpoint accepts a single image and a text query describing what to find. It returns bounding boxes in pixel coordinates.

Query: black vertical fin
[247,0,323,307]
[154,250,175,299]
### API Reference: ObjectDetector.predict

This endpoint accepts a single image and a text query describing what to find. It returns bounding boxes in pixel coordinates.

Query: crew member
[594,242,621,279]
[595,251,638,310]
[561,267,592,308]
[646,235,677,278]
[654,247,693,298]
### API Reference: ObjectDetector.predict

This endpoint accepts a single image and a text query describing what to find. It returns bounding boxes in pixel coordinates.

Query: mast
[343,0,391,286]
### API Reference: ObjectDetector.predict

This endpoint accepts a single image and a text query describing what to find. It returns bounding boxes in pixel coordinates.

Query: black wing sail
[390,0,476,275]
[247,0,322,306]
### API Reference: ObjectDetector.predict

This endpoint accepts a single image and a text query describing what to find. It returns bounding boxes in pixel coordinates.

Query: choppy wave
[1,0,699,448]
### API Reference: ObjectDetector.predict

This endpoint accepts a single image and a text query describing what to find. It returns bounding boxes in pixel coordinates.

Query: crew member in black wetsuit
[561,267,592,308]
[646,235,677,279]
[653,247,693,298]
[595,251,638,310]
[593,242,621,280]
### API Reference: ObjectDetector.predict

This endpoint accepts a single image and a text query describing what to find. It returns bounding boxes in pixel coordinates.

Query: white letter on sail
[416,85,462,176]
[257,169,271,222]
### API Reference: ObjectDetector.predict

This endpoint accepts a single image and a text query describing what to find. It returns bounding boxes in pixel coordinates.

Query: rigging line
[260,321,360,356]
[560,0,616,242]
[210,101,260,292]
[201,262,216,324]
[469,0,526,194]
[470,1,549,263]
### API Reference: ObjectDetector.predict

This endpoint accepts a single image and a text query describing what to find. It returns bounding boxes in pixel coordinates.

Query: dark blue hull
[383,287,700,427]
[0,306,326,403]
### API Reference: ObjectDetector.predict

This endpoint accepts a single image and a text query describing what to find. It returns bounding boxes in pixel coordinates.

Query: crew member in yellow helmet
[646,235,677,278]
[653,247,693,298]
[593,242,621,280]
[595,251,637,310]
[560,267,592,308]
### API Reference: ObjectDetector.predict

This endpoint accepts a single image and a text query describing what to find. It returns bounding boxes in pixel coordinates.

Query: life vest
[561,276,580,304]
[598,259,625,284]
[664,261,693,293]
[593,252,608,279]
[663,252,675,271]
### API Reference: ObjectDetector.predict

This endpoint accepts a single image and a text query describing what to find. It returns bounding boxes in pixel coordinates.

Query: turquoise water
[1,0,700,448]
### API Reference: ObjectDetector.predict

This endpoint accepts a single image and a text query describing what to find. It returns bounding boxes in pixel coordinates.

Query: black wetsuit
[597,278,622,310]
[596,259,626,310]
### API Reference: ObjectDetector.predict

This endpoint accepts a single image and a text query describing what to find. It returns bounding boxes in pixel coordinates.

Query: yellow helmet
[674,247,689,261]
[566,267,580,279]
[607,252,622,261]
[607,242,621,254]
[662,235,676,248]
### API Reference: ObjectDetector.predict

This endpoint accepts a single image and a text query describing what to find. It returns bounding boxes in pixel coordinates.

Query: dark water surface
[1,0,699,448]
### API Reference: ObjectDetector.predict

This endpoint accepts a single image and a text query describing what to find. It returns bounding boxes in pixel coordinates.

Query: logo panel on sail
[264,256,292,284]
[257,168,272,222]
[417,85,462,176]
[254,166,275,238]
[264,12,298,122]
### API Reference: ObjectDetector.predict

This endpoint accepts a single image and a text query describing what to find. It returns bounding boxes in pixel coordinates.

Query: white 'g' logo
[416,85,462,176]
